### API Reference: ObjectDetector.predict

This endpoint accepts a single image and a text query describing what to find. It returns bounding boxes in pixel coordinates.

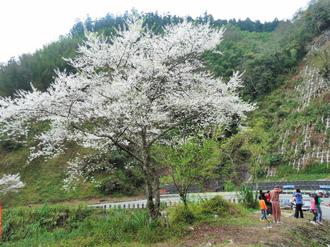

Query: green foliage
[205,0,330,100]
[155,138,219,205]
[168,196,242,225]
[2,204,93,242]
[168,204,196,224]
[217,120,271,185]
[309,42,330,78]
[0,36,80,96]
[97,168,143,196]
[198,196,241,216]
[224,180,236,192]
[238,185,257,209]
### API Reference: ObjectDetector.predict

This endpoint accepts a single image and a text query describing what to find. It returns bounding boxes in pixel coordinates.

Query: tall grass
[1,197,245,246]
[1,204,185,246]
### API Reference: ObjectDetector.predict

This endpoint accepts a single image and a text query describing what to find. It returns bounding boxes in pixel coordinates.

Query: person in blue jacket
[293,189,304,218]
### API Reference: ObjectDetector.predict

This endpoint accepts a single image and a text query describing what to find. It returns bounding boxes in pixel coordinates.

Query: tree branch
[71,123,144,164]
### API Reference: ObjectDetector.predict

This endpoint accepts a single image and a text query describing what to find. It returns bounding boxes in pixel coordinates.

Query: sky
[0,0,310,63]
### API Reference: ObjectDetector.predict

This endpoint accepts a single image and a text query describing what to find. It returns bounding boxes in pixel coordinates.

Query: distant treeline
[71,12,281,36]
[0,12,281,96]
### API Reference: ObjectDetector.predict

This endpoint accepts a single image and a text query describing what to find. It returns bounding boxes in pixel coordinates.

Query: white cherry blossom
[0,174,25,194]
[0,19,253,217]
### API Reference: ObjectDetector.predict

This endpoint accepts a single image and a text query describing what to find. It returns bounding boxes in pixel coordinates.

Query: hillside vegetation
[1,0,330,206]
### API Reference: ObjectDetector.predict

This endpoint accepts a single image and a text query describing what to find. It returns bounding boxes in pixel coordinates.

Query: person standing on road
[270,185,282,223]
[293,189,304,218]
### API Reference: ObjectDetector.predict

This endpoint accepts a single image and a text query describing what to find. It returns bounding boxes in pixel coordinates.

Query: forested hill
[0,0,330,206]
[0,13,281,97]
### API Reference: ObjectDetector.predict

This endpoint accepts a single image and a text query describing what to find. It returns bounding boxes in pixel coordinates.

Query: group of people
[309,191,324,224]
[258,186,325,225]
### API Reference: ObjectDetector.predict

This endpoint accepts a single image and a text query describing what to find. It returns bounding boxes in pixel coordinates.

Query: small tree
[156,138,219,207]
[238,184,257,208]
[0,19,253,218]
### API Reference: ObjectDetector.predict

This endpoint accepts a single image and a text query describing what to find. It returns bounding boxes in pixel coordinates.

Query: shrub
[238,185,258,209]
[199,196,241,217]
[224,181,236,192]
[168,204,196,224]
[168,196,242,225]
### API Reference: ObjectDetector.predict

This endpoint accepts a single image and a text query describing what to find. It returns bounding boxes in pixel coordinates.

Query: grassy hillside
[0,143,101,207]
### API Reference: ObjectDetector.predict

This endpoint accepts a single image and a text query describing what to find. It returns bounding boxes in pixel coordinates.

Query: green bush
[224,181,236,192]
[168,196,242,225]
[168,204,196,224]
[199,196,241,217]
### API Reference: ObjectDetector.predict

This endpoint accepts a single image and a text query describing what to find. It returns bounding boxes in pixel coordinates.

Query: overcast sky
[0,0,310,63]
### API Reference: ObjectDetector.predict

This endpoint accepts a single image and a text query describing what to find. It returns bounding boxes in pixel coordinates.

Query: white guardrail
[89,192,330,211]
[89,192,240,210]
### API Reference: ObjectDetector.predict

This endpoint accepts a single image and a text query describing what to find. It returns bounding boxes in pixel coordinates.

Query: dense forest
[0,0,330,205]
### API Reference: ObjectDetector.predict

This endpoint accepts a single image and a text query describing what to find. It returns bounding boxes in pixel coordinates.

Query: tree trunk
[145,175,158,219]
[143,151,160,218]
[144,170,161,219]
[142,130,160,219]
[180,192,188,208]
[153,173,161,215]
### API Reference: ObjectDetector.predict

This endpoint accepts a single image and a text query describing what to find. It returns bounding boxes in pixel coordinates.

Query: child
[259,195,267,220]
[310,193,317,224]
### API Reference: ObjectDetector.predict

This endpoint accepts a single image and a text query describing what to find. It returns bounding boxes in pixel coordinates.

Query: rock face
[276,31,330,171]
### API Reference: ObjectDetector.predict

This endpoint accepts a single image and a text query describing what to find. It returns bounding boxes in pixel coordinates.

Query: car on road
[280,198,293,209]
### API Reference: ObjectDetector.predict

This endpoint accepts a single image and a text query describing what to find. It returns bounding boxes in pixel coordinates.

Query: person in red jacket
[265,190,272,215]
